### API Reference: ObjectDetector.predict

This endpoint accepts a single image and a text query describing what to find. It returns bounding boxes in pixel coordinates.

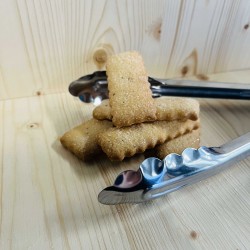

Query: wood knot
[196,74,209,81]
[244,24,249,30]
[181,66,189,76]
[181,49,198,77]
[190,230,198,240]
[153,23,162,40]
[93,49,108,69]
[148,18,162,41]
[28,122,39,129]
[36,91,42,96]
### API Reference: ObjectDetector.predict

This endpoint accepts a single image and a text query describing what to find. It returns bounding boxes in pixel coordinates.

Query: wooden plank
[1,0,250,100]
[0,70,250,249]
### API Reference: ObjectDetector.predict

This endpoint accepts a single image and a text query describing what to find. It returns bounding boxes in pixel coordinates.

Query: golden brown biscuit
[93,97,199,122]
[98,119,200,161]
[106,51,157,127]
[154,128,200,159]
[60,118,113,160]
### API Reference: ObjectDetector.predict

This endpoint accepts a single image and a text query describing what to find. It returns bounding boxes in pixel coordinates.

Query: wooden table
[1,70,250,249]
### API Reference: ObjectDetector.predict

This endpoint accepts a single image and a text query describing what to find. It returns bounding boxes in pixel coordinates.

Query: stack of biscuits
[60,51,200,161]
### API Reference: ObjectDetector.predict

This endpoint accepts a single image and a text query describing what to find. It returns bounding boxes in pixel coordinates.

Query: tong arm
[69,71,250,101]
[144,133,250,200]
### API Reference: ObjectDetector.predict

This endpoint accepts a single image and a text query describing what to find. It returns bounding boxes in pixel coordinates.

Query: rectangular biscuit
[93,97,199,122]
[106,51,157,127]
[60,118,113,160]
[154,128,200,159]
[98,119,200,161]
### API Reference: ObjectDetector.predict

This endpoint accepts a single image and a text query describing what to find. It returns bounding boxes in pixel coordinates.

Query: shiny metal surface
[98,133,250,205]
[69,71,250,104]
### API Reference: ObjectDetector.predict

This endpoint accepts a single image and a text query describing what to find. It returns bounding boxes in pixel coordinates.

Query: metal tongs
[98,133,250,205]
[69,71,250,103]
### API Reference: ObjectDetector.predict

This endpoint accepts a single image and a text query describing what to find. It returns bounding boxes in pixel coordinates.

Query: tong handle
[144,133,250,200]
[151,85,250,100]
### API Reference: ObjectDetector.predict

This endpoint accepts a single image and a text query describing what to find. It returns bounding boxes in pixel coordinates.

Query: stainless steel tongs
[98,133,250,205]
[69,71,250,103]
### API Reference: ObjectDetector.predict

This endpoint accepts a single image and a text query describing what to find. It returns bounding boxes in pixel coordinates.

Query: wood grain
[0,70,250,249]
[1,0,250,100]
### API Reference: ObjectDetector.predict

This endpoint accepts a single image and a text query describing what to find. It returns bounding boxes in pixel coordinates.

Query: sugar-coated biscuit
[93,97,199,122]
[154,128,200,159]
[106,51,157,127]
[60,118,113,160]
[98,119,200,161]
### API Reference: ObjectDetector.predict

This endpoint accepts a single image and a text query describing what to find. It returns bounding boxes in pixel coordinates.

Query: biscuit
[106,51,157,127]
[60,118,113,160]
[98,119,200,161]
[154,128,200,159]
[93,97,199,122]
[155,97,199,121]
[93,99,112,120]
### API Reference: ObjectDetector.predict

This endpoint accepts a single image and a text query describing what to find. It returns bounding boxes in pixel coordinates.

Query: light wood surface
[0,70,250,249]
[1,0,250,100]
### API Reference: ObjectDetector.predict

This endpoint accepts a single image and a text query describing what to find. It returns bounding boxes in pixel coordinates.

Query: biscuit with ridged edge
[93,97,199,122]
[154,128,200,159]
[60,118,113,160]
[98,119,200,161]
[106,51,157,127]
